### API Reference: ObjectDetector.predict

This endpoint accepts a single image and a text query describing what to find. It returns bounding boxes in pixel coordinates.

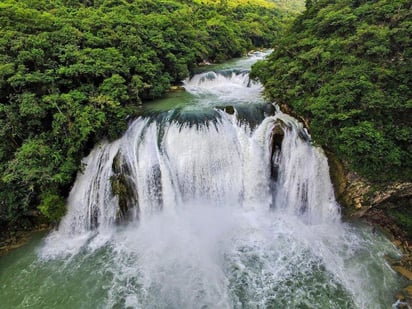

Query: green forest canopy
[0,0,299,228]
[252,0,412,182]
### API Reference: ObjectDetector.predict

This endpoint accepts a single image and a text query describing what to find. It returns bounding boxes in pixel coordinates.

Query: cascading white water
[183,69,263,105]
[42,110,339,247]
[39,111,400,308]
[27,53,403,308]
[271,113,340,224]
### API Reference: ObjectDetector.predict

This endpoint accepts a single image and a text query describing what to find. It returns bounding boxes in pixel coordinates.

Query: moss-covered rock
[111,151,139,223]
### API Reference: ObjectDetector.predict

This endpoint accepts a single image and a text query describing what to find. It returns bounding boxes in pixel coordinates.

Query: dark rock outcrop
[224,106,235,115]
[111,151,139,223]
[270,121,285,182]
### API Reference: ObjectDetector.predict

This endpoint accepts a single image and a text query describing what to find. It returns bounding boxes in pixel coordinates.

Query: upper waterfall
[183,69,262,102]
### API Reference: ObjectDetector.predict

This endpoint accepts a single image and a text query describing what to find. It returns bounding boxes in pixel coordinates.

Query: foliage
[193,0,305,13]
[389,205,412,240]
[0,0,292,229]
[252,0,412,182]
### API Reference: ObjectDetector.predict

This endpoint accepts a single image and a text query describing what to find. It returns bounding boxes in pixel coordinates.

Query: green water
[0,233,109,308]
[143,91,194,113]
[0,219,405,308]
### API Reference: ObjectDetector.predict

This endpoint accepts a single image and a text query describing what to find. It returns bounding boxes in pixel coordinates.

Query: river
[0,52,404,308]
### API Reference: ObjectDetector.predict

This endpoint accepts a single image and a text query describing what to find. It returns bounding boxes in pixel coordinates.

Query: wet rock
[224,106,235,115]
[270,120,286,182]
[271,124,285,150]
[262,103,276,116]
[0,224,51,256]
[326,154,347,201]
[394,266,412,280]
[404,286,412,300]
[277,103,310,129]
[111,151,139,223]
[314,129,412,286]
[371,183,412,206]
[169,85,185,92]
[394,240,403,247]
[215,106,235,115]
[343,174,371,213]
[354,197,363,209]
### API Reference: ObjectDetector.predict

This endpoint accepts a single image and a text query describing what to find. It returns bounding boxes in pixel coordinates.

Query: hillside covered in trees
[252,0,411,182]
[0,0,296,229]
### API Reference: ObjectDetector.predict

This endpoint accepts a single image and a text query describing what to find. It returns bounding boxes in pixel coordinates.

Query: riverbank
[0,224,50,256]
[356,185,412,302]
[327,150,412,300]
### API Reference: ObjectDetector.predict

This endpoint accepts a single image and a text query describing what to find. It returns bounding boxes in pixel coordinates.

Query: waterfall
[36,53,401,308]
[271,113,340,224]
[183,69,263,104]
[43,109,339,244]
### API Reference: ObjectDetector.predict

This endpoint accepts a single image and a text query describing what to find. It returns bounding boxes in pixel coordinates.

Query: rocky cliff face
[328,151,412,242]
[326,149,412,299]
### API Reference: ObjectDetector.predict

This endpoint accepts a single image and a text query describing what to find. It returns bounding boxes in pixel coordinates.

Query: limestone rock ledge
[326,151,412,288]
[328,153,412,241]
[0,224,50,256]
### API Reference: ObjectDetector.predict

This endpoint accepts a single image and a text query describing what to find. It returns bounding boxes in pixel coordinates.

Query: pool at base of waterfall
[0,206,404,308]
